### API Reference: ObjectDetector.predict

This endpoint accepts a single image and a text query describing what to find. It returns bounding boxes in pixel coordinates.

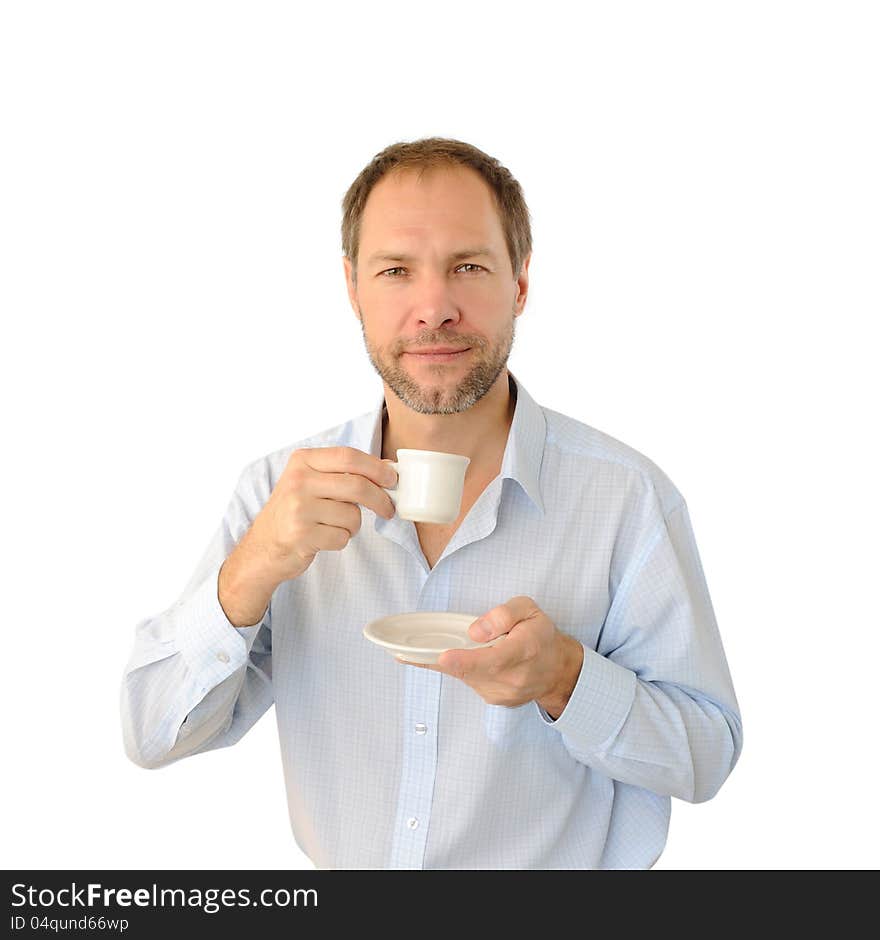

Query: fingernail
[471,619,490,641]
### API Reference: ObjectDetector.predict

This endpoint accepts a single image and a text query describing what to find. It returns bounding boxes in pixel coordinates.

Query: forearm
[218,531,280,628]
[538,644,742,803]
[606,679,741,802]
[122,562,272,769]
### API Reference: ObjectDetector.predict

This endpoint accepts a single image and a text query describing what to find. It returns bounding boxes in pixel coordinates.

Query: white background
[2,1,877,871]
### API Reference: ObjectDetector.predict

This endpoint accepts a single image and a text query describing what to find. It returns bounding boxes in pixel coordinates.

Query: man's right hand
[218,447,398,626]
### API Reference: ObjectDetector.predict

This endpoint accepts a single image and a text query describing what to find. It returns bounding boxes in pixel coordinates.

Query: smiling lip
[404,347,471,358]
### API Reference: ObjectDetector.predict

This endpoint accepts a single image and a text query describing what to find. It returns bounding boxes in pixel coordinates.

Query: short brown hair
[341,136,532,285]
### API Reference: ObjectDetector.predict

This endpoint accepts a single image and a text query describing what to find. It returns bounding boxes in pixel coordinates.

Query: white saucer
[363,612,504,664]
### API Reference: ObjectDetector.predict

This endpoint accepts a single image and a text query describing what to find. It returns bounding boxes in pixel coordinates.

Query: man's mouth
[403,347,472,363]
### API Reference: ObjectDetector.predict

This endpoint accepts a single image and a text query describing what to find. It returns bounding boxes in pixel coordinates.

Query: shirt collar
[361,370,546,516]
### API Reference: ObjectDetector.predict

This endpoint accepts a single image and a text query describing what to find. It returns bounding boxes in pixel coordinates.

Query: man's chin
[384,380,467,415]
[398,390,461,414]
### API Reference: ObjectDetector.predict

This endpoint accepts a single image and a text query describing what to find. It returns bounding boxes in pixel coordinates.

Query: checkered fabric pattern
[121,373,742,869]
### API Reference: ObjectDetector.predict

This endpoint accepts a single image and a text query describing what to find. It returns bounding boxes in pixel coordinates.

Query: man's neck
[381,371,516,478]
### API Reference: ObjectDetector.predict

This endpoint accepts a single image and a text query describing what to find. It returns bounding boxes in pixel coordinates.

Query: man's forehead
[362,175,501,251]
[357,165,508,268]
[364,165,495,217]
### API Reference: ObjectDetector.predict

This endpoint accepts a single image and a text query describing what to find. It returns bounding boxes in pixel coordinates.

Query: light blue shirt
[121,372,742,869]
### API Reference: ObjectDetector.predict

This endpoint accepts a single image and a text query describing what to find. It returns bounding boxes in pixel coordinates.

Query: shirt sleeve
[535,499,743,803]
[120,465,275,769]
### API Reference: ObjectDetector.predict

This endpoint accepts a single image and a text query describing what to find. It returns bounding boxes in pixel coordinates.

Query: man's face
[344,164,529,415]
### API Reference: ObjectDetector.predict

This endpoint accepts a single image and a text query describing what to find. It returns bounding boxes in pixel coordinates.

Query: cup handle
[381,461,400,507]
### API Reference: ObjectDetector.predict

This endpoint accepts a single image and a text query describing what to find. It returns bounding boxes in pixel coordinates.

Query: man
[121,137,742,870]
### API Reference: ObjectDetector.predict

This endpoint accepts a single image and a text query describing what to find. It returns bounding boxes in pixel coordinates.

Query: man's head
[341,138,532,415]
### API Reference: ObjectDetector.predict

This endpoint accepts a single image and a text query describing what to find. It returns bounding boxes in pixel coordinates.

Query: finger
[308,467,396,519]
[306,522,353,553]
[396,648,492,678]
[438,639,521,680]
[303,446,399,489]
[311,497,364,536]
[468,596,540,642]
[395,658,441,671]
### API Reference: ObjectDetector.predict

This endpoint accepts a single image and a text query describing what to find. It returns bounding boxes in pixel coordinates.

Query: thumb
[468,597,538,642]
[468,612,506,642]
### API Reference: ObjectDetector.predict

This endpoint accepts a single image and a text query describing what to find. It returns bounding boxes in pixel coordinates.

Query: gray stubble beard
[360,308,517,415]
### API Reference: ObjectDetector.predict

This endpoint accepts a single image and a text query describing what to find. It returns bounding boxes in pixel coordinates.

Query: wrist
[538,633,584,720]
[218,539,278,628]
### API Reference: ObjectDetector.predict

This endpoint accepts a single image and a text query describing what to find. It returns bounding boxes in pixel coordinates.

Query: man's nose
[413,271,461,330]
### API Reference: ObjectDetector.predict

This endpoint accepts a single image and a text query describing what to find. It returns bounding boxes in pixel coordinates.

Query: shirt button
[217,651,230,663]
[406,817,419,830]
[414,722,427,735]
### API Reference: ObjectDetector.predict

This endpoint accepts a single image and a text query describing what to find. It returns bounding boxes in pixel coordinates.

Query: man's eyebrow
[366,247,498,265]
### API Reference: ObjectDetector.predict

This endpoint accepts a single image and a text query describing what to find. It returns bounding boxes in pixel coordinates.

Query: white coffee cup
[382,449,470,524]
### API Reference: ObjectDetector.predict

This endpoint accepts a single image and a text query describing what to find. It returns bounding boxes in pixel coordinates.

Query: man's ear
[514,251,531,315]
[343,256,361,321]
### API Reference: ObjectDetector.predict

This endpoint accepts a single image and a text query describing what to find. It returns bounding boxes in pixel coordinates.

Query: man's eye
[380,264,484,277]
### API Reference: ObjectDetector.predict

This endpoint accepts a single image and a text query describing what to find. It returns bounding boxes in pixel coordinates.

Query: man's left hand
[400,596,584,720]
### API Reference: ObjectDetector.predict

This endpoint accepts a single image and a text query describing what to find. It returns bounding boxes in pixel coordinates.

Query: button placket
[387,571,447,869]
